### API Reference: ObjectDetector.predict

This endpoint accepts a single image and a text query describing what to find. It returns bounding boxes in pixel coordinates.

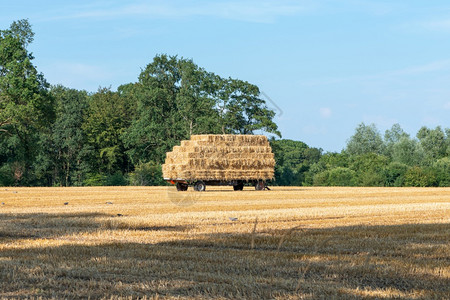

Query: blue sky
[2,1,450,152]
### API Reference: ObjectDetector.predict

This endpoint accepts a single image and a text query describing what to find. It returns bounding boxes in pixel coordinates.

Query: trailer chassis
[166,179,268,191]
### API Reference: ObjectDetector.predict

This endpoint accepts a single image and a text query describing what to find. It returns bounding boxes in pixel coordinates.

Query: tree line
[1,20,449,187]
[272,123,450,187]
[0,20,279,186]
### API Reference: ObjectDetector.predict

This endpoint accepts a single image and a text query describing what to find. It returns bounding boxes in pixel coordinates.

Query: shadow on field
[266,187,309,191]
[202,187,307,192]
[0,220,448,299]
[0,212,108,240]
[134,225,195,232]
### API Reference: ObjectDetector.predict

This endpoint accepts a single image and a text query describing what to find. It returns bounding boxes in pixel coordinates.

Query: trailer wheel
[255,180,265,191]
[194,181,206,192]
[233,182,244,191]
[176,182,188,191]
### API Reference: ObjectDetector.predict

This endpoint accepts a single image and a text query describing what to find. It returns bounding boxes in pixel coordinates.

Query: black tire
[176,182,188,191]
[194,181,206,192]
[255,180,265,191]
[233,182,244,191]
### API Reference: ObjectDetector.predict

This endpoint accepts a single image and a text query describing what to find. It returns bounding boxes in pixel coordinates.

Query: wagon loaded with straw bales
[162,134,275,191]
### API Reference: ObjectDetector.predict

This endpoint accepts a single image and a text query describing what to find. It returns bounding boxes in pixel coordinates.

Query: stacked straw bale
[162,135,275,181]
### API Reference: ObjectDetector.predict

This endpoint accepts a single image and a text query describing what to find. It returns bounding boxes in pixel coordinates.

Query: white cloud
[203,1,308,22]
[45,1,310,24]
[339,0,398,16]
[43,61,113,91]
[301,59,450,87]
[421,19,450,32]
[444,101,450,110]
[319,107,332,118]
[386,60,450,77]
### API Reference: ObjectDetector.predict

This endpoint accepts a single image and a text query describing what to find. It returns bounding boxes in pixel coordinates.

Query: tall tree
[123,54,280,165]
[270,139,321,185]
[349,153,389,186]
[384,123,409,144]
[0,19,54,185]
[416,126,447,164]
[391,136,424,166]
[446,128,450,156]
[51,86,89,186]
[384,123,409,157]
[226,79,280,136]
[213,77,280,137]
[345,123,384,156]
[123,55,191,164]
[176,59,220,136]
[82,88,132,174]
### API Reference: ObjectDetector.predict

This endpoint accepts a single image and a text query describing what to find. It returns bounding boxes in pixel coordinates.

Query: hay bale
[162,134,275,181]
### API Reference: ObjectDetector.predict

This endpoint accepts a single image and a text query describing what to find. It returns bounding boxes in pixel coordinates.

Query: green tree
[404,166,437,187]
[124,54,280,165]
[320,152,350,169]
[417,126,447,164]
[129,161,166,186]
[270,139,321,185]
[346,123,384,155]
[432,157,450,187]
[384,123,409,158]
[313,167,356,186]
[391,136,424,166]
[350,153,389,186]
[304,152,349,186]
[123,55,195,164]
[0,19,54,185]
[176,59,220,135]
[51,86,90,186]
[446,128,450,156]
[82,88,132,175]
[383,162,409,187]
[215,78,281,137]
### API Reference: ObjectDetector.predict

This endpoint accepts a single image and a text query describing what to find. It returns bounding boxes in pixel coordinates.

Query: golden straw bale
[162,134,275,180]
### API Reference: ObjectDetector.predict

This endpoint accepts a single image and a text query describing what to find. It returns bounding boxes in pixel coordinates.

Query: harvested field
[0,186,449,299]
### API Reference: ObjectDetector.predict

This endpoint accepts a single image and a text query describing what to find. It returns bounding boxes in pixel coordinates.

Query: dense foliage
[0,20,280,186]
[1,20,449,187]
[295,123,450,187]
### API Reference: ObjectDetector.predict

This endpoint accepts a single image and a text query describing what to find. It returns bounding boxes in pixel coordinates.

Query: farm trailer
[162,134,275,191]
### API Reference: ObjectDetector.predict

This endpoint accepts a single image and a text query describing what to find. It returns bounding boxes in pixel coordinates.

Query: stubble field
[0,186,449,299]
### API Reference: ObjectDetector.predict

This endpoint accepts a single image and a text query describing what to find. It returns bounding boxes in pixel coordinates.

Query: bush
[303,161,326,186]
[0,164,14,186]
[349,153,388,186]
[404,167,437,187]
[357,171,385,186]
[313,170,329,186]
[313,167,356,186]
[274,166,294,186]
[83,173,106,186]
[384,162,409,187]
[105,172,128,186]
[129,161,166,186]
[328,167,357,186]
[433,158,450,187]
